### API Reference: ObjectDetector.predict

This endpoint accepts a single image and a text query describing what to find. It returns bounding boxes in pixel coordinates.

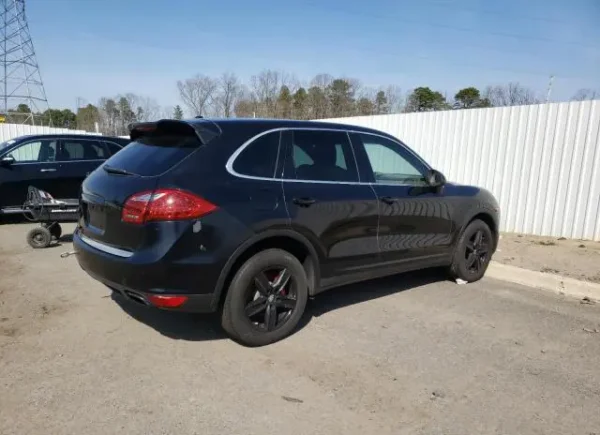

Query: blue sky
[28,0,600,111]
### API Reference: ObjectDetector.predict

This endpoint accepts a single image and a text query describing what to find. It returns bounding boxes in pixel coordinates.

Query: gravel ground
[496,233,600,283]
[1,223,600,435]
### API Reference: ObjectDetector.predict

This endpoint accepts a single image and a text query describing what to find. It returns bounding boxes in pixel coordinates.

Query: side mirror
[0,155,15,166]
[426,169,446,187]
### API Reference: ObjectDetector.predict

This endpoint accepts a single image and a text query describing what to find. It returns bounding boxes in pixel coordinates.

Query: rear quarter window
[232,131,281,178]
[104,134,201,176]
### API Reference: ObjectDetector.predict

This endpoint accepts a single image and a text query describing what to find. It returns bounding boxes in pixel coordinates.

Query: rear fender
[210,229,322,310]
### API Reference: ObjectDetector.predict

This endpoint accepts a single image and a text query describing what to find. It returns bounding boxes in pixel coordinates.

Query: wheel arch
[459,210,499,251]
[211,229,322,310]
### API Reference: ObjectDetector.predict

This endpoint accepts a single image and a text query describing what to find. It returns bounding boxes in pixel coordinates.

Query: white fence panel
[0,124,96,142]
[320,100,600,241]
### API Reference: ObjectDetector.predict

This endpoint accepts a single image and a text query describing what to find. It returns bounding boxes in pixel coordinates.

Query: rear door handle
[40,168,56,173]
[379,196,397,205]
[293,197,316,207]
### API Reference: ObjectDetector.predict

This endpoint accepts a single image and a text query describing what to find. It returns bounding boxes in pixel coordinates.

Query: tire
[43,223,62,240]
[27,226,52,249]
[449,219,493,283]
[221,248,309,347]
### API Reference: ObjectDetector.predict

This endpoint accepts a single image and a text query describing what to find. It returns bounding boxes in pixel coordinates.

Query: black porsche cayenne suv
[74,118,500,346]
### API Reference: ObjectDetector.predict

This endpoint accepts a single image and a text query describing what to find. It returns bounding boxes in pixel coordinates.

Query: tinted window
[104,134,201,176]
[61,139,108,161]
[8,140,58,162]
[284,130,358,182]
[105,141,124,156]
[356,133,427,185]
[232,131,280,178]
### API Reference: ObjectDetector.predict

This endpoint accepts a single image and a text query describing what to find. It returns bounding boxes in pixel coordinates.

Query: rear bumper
[73,229,222,313]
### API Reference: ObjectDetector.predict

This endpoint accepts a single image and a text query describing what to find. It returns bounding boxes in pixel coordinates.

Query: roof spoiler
[128,119,221,144]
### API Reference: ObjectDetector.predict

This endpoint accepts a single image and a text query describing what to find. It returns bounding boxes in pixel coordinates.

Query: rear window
[104,134,201,176]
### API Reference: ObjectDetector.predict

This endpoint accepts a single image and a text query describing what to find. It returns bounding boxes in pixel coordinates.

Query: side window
[356,133,427,185]
[105,141,123,156]
[8,140,58,162]
[232,131,281,178]
[284,130,358,182]
[61,140,107,161]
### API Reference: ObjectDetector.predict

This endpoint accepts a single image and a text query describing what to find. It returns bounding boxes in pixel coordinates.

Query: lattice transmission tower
[0,0,50,125]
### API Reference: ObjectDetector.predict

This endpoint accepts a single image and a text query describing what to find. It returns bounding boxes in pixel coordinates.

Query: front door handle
[40,168,56,173]
[293,197,316,207]
[379,196,397,205]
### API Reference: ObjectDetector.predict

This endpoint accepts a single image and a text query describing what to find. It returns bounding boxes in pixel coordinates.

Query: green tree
[292,87,308,119]
[374,91,388,114]
[454,87,491,109]
[327,79,355,117]
[77,104,100,131]
[307,86,328,119]
[356,97,374,116]
[277,85,293,118]
[406,87,449,112]
[173,105,184,120]
[15,103,31,113]
[117,97,136,134]
[41,108,77,128]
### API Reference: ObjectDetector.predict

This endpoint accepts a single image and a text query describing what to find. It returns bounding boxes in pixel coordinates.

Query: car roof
[188,118,397,140]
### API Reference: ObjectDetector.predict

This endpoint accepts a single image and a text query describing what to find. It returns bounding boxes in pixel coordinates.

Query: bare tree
[310,73,334,90]
[571,88,599,101]
[250,70,282,117]
[216,72,242,118]
[484,83,539,107]
[160,105,175,119]
[384,85,404,113]
[132,95,162,121]
[177,74,218,117]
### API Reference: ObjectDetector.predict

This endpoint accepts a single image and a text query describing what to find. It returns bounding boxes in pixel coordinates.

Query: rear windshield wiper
[103,165,135,176]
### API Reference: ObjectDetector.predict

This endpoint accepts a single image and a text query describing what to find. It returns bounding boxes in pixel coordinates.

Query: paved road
[1,223,599,435]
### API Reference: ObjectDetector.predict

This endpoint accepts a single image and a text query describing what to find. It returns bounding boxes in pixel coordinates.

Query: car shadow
[109,268,449,343]
[305,268,446,318]
[110,291,227,342]
[59,234,74,243]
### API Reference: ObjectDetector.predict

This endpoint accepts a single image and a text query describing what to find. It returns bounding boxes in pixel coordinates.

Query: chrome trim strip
[80,234,133,258]
[6,159,106,165]
[224,127,432,187]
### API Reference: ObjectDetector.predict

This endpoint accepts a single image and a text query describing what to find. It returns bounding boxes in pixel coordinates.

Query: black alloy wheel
[245,267,298,332]
[464,229,490,275]
[221,248,309,347]
[450,219,493,283]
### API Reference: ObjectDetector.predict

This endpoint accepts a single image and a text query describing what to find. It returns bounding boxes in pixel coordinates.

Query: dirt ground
[495,232,600,283]
[1,222,600,435]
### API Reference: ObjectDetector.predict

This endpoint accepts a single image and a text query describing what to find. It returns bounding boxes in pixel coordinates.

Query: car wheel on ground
[450,219,493,283]
[26,226,52,249]
[221,248,309,347]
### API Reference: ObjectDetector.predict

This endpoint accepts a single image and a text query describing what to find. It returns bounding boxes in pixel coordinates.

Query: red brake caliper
[268,270,287,296]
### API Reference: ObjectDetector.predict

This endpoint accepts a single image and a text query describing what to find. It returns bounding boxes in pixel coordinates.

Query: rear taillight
[122,189,217,224]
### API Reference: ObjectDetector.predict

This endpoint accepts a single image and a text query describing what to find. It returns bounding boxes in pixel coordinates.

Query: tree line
[3,70,598,135]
